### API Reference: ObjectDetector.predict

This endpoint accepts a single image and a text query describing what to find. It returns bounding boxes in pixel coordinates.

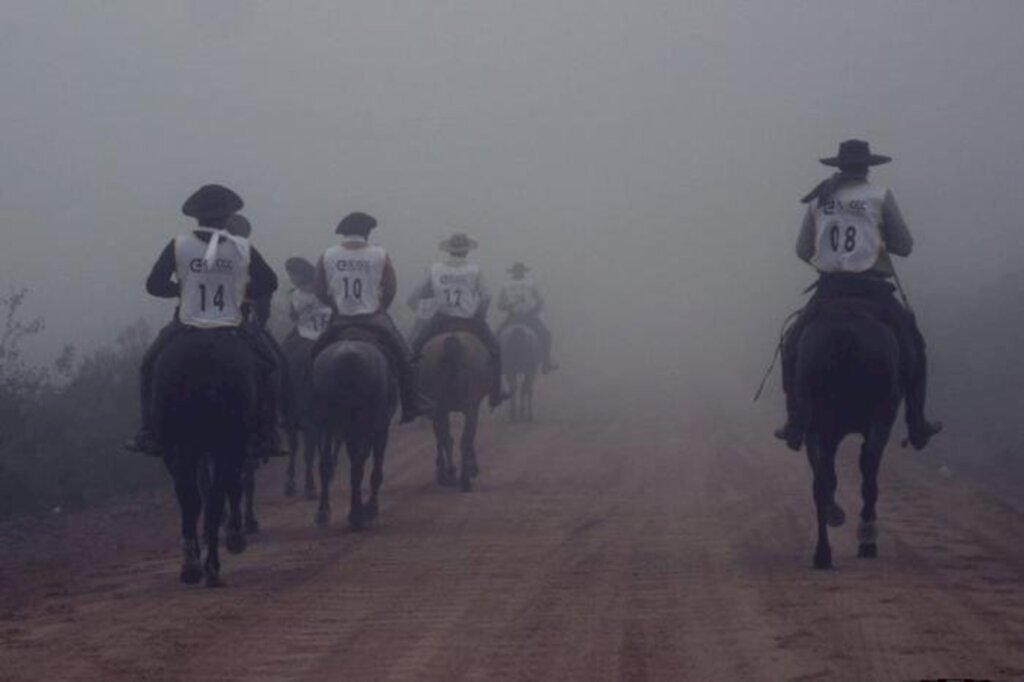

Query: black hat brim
[820,154,892,167]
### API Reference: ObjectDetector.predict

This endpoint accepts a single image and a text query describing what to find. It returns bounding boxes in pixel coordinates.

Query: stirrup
[773,424,803,451]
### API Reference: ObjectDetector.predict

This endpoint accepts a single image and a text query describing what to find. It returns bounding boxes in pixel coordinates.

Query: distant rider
[496,262,558,374]
[407,232,510,408]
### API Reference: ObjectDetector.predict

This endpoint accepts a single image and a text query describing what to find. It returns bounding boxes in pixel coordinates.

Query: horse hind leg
[459,407,480,492]
[173,453,204,585]
[365,429,388,520]
[243,460,260,534]
[433,413,455,487]
[315,431,335,526]
[303,428,318,500]
[805,436,835,569]
[347,441,369,531]
[857,437,884,559]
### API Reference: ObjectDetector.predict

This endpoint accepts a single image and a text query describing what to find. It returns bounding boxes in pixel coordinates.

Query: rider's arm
[531,287,544,315]
[313,256,335,312]
[880,190,914,258]
[380,255,397,311]
[496,285,511,312]
[475,272,492,318]
[247,247,278,302]
[288,293,299,323]
[795,207,815,264]
[406,268,433,310]
[145,240,180,299]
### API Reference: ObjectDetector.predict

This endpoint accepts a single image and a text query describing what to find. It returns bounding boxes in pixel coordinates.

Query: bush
[0,290,164,519]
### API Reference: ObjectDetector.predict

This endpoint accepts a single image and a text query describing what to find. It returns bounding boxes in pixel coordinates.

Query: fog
[2,1,1023,428]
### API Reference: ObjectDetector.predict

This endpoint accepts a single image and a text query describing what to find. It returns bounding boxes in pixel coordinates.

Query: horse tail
[440,335,463,394]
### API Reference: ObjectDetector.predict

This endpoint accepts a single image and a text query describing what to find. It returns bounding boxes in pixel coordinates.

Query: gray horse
[418,331,490,492]
[152,329,253,587]
[500,323,539,423]
[795,298,902,569]
[311,333,397,530]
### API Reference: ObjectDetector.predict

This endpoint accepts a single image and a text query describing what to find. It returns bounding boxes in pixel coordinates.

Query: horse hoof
[244,518,260,535]
[857,543,878,559]
[315,509,330,527]
[225,530,247,555]
[827,503,846,528]
[205,571,226,588]
[180,563,203,585]
[813,548,833,570]
[284,480,296,497]
[364,501,379,520]
[857,521,878,544]
[348,517,366,532]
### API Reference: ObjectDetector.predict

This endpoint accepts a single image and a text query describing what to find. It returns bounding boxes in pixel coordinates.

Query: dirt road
[2,411,1024,681]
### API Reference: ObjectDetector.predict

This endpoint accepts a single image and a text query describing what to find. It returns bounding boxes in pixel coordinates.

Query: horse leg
[348,440,369,531]
[202,457,228,587]
[805,434,834,569]
[284,440,297,498]
[366,429,388,520]
[173,453,203,585]
[315,431,335,526]
[244,460,260,534]
[224,452,247,556]
[525,372,535,422]
[303,427,318,500]
[460,407,479,492]
[433,412,454,486]
[857,425,888,558]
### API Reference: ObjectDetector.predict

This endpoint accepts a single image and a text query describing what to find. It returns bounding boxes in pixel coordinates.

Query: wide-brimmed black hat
[820,139,891,167]
[336,212,377,235]
[439,232,478,253]
[182,184,244,221]
[285,256,315,281]
[508,262,530,274]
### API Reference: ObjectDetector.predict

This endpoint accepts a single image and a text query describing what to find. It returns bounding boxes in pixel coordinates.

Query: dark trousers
[780,274,929,427]
[497,313,553,363]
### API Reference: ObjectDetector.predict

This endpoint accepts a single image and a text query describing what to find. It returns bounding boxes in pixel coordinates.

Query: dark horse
[311,332,397,530]
[282,331,321,499]
[795,298,902,569]
[500,323,540,423]
[152,329,255,587]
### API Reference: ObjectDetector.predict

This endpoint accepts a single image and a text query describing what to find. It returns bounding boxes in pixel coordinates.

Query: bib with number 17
[810,181,886,274]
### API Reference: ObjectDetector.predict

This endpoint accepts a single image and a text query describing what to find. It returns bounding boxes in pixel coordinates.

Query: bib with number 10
[810,181,886,274]
[174,233,250,328]
[323,243,386,316]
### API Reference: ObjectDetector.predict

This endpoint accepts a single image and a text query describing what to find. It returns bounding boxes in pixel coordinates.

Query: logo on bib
[189,258,234,273]
[335,259,371,272]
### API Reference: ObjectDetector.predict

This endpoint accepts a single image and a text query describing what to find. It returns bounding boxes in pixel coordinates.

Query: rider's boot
[124,425,161,456]
[488,362,512,409]
[773,390,803,451]
[399,359,432,423]
[903,352,943,450]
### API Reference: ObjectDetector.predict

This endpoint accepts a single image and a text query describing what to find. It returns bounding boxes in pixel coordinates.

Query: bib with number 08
[810,182,886,274]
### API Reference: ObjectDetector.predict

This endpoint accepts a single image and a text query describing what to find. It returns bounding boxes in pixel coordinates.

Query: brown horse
[282,332,320,499]
[418,331,490,492]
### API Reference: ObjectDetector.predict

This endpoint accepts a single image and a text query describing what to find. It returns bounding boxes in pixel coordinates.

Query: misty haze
[1,2,1023,680]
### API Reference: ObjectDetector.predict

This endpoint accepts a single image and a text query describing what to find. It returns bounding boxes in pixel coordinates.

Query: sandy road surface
[2,412,1024,681]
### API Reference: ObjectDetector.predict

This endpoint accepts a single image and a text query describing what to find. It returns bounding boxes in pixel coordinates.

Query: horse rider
[225,213,293,452]
[407,231,510,408]
[125,184,280,457]
[284,256,332,345]
[496,262,558,374]
[311,211,430,423]
[775,139,943,451]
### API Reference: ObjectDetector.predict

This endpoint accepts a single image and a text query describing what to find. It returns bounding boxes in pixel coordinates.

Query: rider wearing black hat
[775,140,942,451]
[312,212,430,423]
[125,184,279,456]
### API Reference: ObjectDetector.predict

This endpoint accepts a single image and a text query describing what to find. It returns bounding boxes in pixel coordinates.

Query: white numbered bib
[322,243,386,316]
[430,262,480,318]
[174,233,250,328]
[290,288,333,341]
[810,182,886,273]
[503,279,536,314]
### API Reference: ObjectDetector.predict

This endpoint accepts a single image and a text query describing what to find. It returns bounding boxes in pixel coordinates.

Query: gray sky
[2,1,1023,410]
